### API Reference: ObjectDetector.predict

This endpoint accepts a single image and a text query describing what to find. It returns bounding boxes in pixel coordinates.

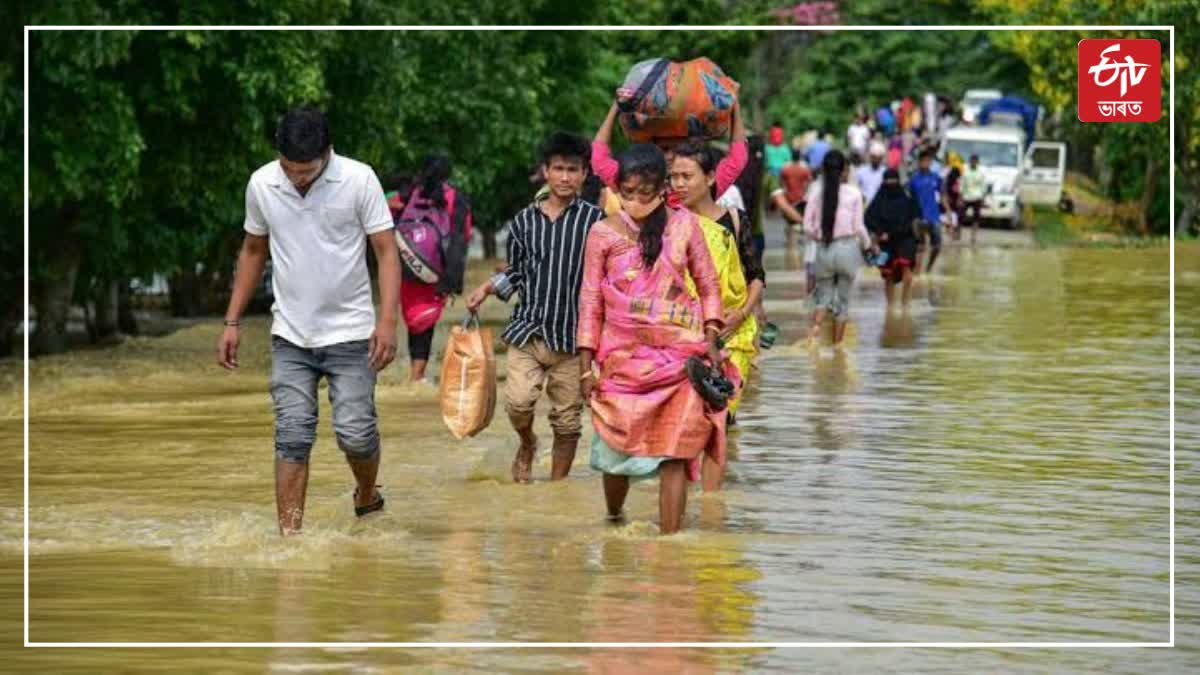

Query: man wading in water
[217,107,401,535]
[467,132,605,482]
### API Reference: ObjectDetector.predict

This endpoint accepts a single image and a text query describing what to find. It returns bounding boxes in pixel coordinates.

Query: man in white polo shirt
[216,106,400,535]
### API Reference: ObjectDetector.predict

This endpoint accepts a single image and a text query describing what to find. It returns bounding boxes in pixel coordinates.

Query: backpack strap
[628,58,670,109]
[400,185,439,223]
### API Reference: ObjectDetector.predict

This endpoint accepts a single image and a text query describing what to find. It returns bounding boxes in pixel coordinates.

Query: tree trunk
[0,319,16,359]
[1139,155,1158,235]
[83,298,96,344]
[168,269,203,318]
[751,42,766,131]
[31,240,82,356]
[1107,159,1122,203]
[1179,198,1198,238]
[482,227,498,260]
[93,280,119,340]
[117,280,139,336]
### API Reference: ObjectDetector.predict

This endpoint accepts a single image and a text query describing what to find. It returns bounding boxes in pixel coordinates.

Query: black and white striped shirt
[494,197,604,353]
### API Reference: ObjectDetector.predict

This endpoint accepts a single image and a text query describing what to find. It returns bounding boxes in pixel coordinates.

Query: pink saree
[577,208,730,481]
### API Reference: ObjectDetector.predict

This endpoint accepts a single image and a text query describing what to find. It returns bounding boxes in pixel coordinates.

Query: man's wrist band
[223,320,240,327]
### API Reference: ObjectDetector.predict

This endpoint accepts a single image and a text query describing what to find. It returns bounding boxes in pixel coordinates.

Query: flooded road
[3,236,1196,672]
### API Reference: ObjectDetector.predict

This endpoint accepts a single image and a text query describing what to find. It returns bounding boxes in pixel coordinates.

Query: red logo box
[1078,39,1161,123]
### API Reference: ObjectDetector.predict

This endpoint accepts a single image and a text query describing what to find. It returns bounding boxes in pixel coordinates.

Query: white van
[943,126,1026,229]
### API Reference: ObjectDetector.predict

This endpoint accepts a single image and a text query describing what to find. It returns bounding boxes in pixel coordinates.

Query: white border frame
[23,24,1176,649]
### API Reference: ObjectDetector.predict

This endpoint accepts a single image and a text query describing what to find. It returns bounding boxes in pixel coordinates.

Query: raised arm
[591,102,621,189]
[714,103,748,196]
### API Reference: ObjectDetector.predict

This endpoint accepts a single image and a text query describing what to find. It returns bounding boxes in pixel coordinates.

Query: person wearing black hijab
[865,168,920,307]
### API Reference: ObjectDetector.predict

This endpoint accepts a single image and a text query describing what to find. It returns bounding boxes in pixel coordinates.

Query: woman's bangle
[580,370,595,381]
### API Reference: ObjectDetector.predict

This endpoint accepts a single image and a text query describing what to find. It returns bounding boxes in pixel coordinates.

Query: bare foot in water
[805,324,822,350]
[511,434,537,484]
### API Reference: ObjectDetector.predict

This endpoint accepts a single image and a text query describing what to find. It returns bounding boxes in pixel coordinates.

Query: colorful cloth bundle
[617,58,739,143]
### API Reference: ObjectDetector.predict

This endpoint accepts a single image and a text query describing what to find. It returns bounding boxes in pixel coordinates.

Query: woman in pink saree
[577,144,729,535]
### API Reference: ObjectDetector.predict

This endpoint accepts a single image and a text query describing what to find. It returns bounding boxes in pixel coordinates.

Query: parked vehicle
[960,88,1003,125]
[1019,141,1068,208]
[978,95,1040,149]
[942,125,1026,229]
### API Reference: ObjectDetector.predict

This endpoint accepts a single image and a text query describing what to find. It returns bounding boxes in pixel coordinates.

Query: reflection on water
[2,240,1196,672]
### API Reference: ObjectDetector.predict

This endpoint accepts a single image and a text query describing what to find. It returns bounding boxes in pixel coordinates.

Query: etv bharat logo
[1078,39,1161,123]
[1090,45,1148,108]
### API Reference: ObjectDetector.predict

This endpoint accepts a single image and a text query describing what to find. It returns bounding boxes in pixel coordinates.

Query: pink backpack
[394,186,458,285]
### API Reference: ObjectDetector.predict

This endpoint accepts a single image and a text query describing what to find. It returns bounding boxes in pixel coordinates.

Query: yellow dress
[601,187,621,217]
[691,214,758,415]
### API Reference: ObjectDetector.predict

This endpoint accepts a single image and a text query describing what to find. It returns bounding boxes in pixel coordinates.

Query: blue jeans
[920,219,943,248]
[270,336,380,464]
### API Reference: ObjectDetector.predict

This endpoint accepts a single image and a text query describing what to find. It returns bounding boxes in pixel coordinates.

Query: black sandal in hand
[686,356,735,411]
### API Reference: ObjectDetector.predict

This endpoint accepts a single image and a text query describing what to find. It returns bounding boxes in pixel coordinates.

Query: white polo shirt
[243,150,393,348]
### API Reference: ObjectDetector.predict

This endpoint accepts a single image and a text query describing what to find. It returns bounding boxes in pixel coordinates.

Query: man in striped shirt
[466,132,605,483]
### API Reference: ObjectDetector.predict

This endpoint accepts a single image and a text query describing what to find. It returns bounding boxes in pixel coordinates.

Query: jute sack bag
[439,314,497,439]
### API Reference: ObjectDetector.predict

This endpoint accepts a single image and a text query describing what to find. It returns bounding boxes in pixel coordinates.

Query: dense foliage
[4,0,1192,355]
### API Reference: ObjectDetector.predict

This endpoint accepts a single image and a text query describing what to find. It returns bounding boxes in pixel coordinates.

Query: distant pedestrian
[908,148,944,273]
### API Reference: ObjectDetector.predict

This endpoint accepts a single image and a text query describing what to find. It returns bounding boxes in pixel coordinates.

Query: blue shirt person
[906,151,945,273]
[805,135,832,172]
[908,168,942,225]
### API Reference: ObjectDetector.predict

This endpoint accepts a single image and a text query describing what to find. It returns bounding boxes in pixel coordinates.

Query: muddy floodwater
[3,238,1197,672]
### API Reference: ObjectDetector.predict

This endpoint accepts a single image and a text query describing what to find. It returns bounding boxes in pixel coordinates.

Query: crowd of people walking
[216,92,995,536]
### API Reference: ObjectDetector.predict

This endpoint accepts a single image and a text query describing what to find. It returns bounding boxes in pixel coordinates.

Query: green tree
[0,3,25,356]
[19,1,777,355]
[767,29,1031,135]
[27,2,350,353]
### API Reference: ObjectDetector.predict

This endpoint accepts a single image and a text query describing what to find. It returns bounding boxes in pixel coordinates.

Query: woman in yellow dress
[668,142,765,491]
